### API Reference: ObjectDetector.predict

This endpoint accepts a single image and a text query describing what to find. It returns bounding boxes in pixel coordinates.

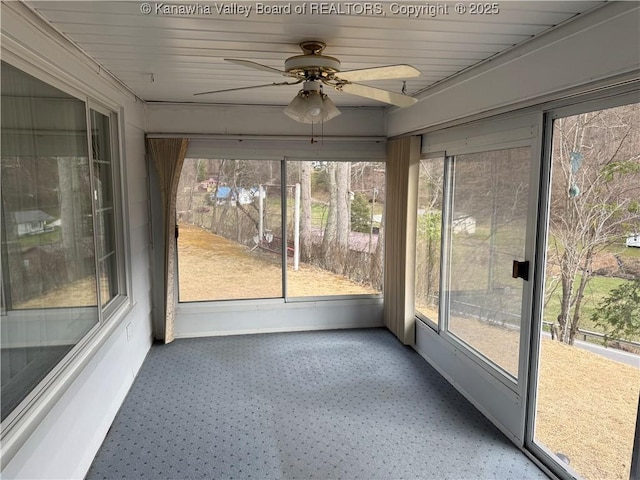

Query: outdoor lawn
[451,317,638,480]
[177,224,377,301]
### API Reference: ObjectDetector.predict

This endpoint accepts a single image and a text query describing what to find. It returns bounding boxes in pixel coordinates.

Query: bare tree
[335,162,350,272]
[176,158,199,223]
[549,104,640,344]
[209,159,226,234]
[321,162,338,268]
[415,159,444,308]
[299,162,313,261]
[371,195,385,290]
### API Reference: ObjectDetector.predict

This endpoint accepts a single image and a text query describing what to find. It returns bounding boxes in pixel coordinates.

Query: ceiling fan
[194,41,421,123]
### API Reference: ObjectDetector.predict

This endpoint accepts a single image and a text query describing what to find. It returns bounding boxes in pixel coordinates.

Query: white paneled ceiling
[27,1,604,107]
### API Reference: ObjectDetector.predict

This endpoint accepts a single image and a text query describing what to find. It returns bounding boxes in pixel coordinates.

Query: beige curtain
[384,136,420,345]
[147,137,190,343]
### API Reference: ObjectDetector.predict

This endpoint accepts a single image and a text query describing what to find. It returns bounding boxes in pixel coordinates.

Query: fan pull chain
[309,118,325,144]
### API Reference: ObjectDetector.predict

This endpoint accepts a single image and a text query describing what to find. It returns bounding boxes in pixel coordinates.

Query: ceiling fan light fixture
[321,94,341,122]
[284,92,309,122]
[284,87,341,124]
[305,90,324,118]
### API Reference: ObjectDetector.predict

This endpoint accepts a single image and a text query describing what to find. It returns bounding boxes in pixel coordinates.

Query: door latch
[512,260,529,281]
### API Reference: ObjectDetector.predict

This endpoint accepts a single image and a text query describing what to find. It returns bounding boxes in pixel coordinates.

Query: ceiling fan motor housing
[285,40,341,78]
[285,54,341,77]
[302,80,322,93]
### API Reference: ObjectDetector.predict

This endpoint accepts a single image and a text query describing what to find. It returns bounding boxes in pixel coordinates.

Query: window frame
[443,143,536,386]
[283,158,386,302]
[0,60,132,466]
[524,89,640,480]
[87,102,129,317]
[418,111,543,400]
[413,154,447,330]
[175,152,387,305]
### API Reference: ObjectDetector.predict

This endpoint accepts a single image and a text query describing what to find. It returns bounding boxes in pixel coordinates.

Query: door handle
[512,260,529,281]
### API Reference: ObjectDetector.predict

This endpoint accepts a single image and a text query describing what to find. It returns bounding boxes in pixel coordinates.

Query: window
[177,158,283,301]
[176,157,385,302]
[91,108,123,308]
[0,62,125,423]
[285,160,385,298]
[446,147,531,378]
[415,157,444,326]
[532,101,640,480]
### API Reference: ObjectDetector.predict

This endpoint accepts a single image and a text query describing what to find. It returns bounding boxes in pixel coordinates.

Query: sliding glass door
[416,113,542,445]
[528,99,640,480]
[417,95,639,479]
[445,147,532,381]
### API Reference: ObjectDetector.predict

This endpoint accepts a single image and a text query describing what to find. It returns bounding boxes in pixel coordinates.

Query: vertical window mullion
[415,156,446,328]
[439,155,454,334]
[109,112,125,297]
[281,158,288,300]
[90,106,121,311]
[87,105,103,319]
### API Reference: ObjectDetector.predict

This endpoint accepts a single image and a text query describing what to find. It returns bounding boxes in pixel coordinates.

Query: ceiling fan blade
[194,81,301,96]
[338,83,418,108]
[337,65,421,82]
[225,58,295,77]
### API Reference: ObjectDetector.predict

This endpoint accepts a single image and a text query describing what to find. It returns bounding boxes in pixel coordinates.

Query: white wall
[176,298,384,338]
[146,103,386,137]
[1,3,153,478]
[387,1,640,137]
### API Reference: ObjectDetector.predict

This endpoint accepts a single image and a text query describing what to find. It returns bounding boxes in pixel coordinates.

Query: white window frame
[415,111,543,448]
[87,101,129,318]
[413,153,446,331]
[525,89,640,480]
[0,60,132,469]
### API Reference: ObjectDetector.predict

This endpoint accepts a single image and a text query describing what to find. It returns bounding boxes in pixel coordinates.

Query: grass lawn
[176,224,376,301]
[601,239,640,258]
[448,315,638,480]
[536,339,639,480]
[543,274,639,340]
[18,229,61,249]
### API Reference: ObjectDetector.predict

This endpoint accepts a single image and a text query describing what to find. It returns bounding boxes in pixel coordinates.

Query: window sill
[0,299,134,470]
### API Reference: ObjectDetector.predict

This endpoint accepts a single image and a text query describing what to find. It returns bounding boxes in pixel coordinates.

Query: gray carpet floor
[86,328,547,479]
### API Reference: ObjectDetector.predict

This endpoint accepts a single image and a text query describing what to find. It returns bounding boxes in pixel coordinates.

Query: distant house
[626,234,640,248]
[13,210,56,236]
[210,186,259,206]
[200,177,217,192]
[452,214,476,235]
